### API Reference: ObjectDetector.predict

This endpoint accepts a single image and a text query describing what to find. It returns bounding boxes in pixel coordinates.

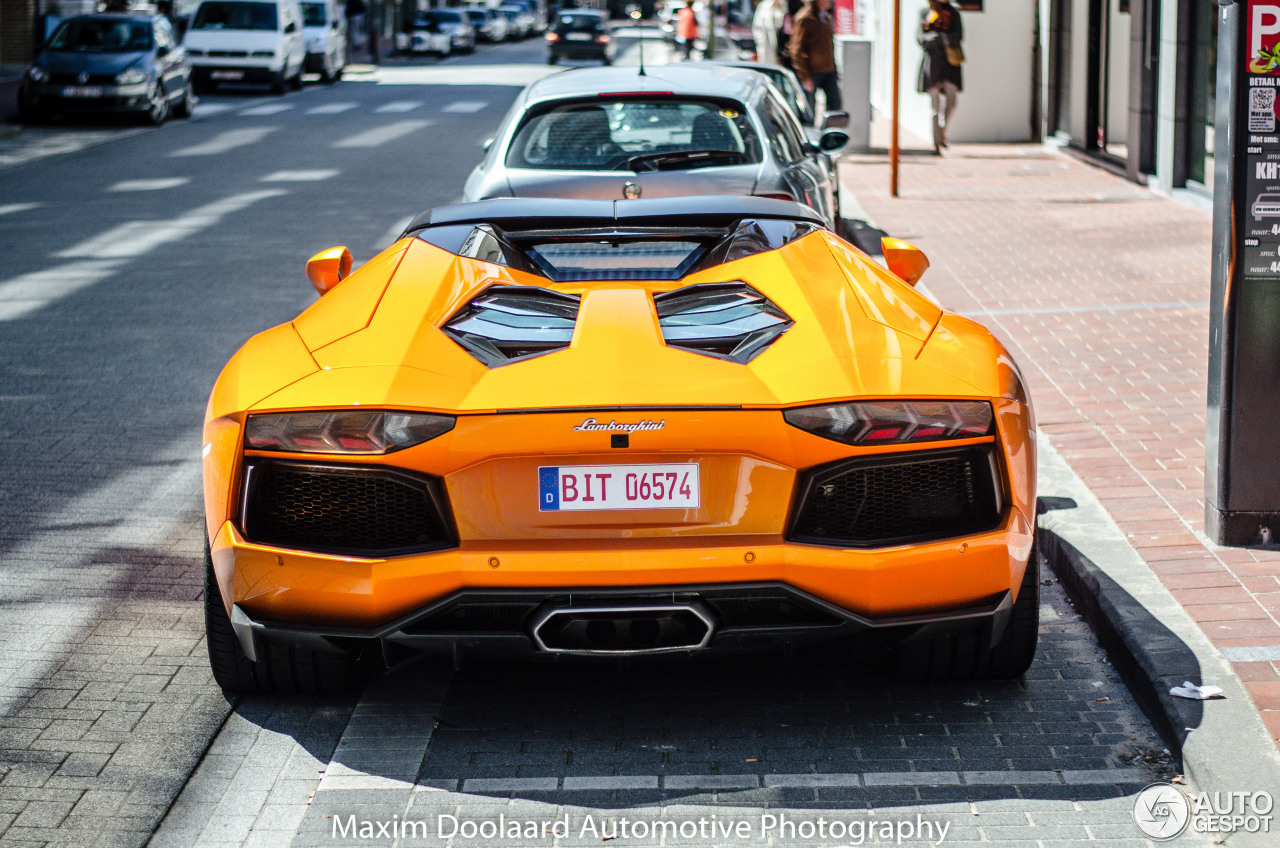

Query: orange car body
[203,199,1035,663]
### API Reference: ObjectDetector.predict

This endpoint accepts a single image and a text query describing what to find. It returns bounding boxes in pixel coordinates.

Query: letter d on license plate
[539,463,699,511]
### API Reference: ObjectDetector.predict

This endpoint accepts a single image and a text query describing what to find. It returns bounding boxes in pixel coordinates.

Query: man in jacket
[917,0,963,151]
[789,0,840,115]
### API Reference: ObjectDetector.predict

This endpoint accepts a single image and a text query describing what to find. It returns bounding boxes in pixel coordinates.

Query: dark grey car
[463,65,849,227]
[19,13,194,125]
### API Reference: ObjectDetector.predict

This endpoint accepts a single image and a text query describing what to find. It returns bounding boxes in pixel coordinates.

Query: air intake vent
[788,447,1002,548]
[442,285,580,367]
[241,461,455,557]
[653,282,792,363]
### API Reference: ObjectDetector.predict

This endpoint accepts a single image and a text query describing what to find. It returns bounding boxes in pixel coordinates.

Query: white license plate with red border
[539,464,699,511]
[565,32,593,40]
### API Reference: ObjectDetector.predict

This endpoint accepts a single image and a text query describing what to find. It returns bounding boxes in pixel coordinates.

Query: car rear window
[554,13,604,32]
[301,2,326,26]
[192,1,279,31]
[48,19,153,52]
[506,99,762,172]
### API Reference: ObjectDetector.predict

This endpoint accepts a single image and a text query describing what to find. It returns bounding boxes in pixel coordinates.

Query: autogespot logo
[1133,783,1190,840]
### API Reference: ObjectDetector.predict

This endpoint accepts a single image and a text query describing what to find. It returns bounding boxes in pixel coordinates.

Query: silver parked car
[463,65,850,228]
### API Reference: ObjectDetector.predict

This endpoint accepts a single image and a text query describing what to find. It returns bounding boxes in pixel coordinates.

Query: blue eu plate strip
[539,467,559,511]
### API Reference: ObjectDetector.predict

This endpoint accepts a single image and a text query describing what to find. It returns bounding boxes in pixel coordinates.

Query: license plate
[61,86,102,97]
[211,70,244,80]
[539,463,699,511]
[565,32,592,40]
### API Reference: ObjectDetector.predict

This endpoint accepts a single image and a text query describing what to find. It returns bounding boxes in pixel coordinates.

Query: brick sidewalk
[840,142,1280,746]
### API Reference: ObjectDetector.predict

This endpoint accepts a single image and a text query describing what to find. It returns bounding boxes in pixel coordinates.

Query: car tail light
[754,192,795,201]
[595,34,610,43]
[245,411,455,454]
[784,401,994,445]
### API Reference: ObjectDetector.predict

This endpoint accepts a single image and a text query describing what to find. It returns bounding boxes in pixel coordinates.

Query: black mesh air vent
[653,282,792,363]
[442,285,580,367]
[789,447,1002,548]
[241,461,455,557]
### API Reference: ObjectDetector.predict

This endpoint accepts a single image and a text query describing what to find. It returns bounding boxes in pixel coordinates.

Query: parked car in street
[463,65,849,229]
[464,7,509,42]
[502,0,543,32]
[410,9,476,54]
[301,0,345,82]
[544,9,613,65]
[498,2,535,38]
[201,195,1039,692]
[184,0,307,93]
[19,13,195,125]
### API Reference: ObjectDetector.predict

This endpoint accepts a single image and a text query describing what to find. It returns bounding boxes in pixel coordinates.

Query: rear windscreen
[527,240,705,280]
[506,99,761,172]
[554,13,604,31]
[192,1,279,30]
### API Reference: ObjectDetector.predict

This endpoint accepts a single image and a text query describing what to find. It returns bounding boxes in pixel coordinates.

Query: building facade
[859,0,1218,201]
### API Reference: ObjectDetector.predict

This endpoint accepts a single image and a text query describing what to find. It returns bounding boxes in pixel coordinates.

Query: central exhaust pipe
[530,603,715,655]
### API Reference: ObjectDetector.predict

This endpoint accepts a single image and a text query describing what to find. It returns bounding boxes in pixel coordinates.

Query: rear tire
[894,542,1040,680]
[204,537,363,694]
[173,78,196,118]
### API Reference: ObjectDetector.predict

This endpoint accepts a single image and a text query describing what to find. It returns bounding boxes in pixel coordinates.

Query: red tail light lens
[595,34,610,43]
[784,401,994,445]
[754,192,795,202]
[246,411,455,454]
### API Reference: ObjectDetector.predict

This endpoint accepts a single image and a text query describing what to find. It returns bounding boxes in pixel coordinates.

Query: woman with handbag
[917,0,963,153]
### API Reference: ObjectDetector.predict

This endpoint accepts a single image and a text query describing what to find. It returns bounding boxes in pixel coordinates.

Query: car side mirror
[285,21,297,33]
[820,110,849,130]
[157,44,171,57]
[880,237,929,287]
[482,137,495,152]
[306,246,353,295]
[818,128,850,152]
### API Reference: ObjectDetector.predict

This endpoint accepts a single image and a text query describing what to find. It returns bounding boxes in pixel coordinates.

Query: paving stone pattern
[841,144,1280,746]
[159,579,1206,846]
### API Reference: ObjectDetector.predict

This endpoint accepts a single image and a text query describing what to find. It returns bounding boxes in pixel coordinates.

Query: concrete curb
[1037,436,1280,846]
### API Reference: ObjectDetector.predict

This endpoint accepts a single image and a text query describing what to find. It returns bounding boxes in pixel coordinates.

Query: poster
[1243,2,1280,277]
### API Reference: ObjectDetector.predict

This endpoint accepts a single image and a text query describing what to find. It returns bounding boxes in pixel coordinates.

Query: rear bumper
[228,580,1015,662]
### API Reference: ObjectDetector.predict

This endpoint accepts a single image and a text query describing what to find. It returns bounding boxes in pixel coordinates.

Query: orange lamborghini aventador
[202,196,1038,693]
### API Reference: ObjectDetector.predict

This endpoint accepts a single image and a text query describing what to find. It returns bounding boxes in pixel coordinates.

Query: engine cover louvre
[653,282,792,363]
[442,285,581,367]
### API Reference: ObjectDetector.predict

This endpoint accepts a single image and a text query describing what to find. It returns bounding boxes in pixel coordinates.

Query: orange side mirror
[305,246,353,296]
[880,237,930,287]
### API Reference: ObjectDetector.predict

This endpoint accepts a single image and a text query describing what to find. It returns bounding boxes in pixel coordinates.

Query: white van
[184,0,306,93]
[301,0,346,83]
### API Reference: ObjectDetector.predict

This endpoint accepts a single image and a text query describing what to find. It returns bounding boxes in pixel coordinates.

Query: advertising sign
[834,0,857,35]
[1242,1,1280,278]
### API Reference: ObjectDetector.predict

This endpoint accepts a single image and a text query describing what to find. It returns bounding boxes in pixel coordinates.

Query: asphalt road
[0,36,1205,848]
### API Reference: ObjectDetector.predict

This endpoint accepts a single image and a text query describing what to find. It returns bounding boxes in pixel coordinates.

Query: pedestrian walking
[751,0,785,66]
[676,0,698,60]
[788,0,840,116]
[917,0,963,152]
[346,0,366,49]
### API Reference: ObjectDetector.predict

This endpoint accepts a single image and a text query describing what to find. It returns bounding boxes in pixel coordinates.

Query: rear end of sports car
[202,198,1037,693]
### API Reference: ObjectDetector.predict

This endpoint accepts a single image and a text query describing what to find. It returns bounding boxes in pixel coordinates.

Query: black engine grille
[788,447,1001,548]
[402,588,842,635]
[241,461,454,557]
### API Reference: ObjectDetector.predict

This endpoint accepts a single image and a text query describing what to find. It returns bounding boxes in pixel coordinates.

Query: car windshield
[301,2,326,25]
[554,13,604,32]
[191,1,279,31]
[48,19,153,52]
[506,99,762,172]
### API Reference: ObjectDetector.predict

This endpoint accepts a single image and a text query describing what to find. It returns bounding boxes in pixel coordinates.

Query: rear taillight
[595,34,610,43]
[246,411,455,454]
[784,401,994,446]
[754,192,795,202]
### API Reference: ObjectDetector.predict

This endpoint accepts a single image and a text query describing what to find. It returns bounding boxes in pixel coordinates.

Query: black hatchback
[19,14,194,125]
[545,10,614,65]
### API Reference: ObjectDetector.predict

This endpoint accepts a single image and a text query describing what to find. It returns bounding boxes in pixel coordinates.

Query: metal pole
[890,0,900,197]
